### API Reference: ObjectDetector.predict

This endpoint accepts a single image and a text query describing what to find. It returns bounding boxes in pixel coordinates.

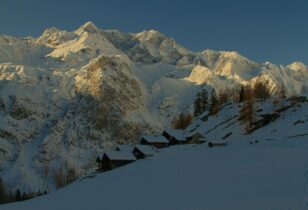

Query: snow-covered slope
[36,27,77,48]
[3,101,308,210]
[0,21,307,192]
[44,22,124,64]
[0,35,52,67]
[188,97,308,145]
[199,49,260,81]
[4,147,308,210]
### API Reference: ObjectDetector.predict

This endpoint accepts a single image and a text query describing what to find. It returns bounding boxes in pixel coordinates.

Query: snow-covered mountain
[0,21,307,192]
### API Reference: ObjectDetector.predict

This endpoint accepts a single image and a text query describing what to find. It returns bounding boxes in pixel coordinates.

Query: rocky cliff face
[0,21,307,191]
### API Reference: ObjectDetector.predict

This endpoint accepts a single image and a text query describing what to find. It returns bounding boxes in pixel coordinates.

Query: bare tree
[172,113,193,129]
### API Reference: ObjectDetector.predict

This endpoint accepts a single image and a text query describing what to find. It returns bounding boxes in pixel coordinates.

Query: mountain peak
[41,27,61,36]
[135,29,165,40]
[287,61,308,72]
[76,21,99,34]
[146,29,161,35]
[220,51,246,60]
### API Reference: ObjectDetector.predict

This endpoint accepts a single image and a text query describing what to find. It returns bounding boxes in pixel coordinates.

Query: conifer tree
[194,89,208,117]
[209,89,219,115]
[194,92,202,117]
[21,192,28,201]
[0,178,7,204]
[15,189,22,201]
[239,86,245,103]
[96,156,101,163]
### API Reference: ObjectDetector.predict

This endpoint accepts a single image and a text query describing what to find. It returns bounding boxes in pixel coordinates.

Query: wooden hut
[208,140,227,148]
[115,145,135,153]
[140,134,169,148]
[162,128,187,145]
[133,145,156,159]
[101,151,136,171]
[186,131,206,144]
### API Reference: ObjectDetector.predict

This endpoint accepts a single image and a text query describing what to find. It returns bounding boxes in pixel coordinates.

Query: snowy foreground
[3,141,308,210]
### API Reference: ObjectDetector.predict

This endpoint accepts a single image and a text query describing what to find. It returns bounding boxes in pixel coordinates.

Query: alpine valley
[0,21,307,193]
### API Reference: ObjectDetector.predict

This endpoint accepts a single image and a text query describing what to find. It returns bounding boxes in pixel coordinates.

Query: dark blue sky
[0,0,307,65]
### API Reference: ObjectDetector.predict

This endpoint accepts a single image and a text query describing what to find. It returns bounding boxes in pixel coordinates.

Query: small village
[97,127,228,172]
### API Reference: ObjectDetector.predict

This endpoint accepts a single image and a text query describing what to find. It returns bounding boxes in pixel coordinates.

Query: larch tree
[172,113,193,129]
[253,81,271,101]
[239,86,255,130]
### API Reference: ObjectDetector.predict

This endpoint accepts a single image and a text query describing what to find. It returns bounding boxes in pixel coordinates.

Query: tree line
[238,82,286,132]
[172,81,279,130]
[0,162,80,205]
[0,178,47,205]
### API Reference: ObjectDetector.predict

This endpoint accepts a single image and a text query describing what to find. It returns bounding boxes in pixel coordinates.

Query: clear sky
[0,0,307,65]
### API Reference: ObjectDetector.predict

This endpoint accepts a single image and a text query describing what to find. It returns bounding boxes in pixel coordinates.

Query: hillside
[2,101,308,210]
[189,97,308,144]
[4,148,308,210]
[2,97,308,210]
